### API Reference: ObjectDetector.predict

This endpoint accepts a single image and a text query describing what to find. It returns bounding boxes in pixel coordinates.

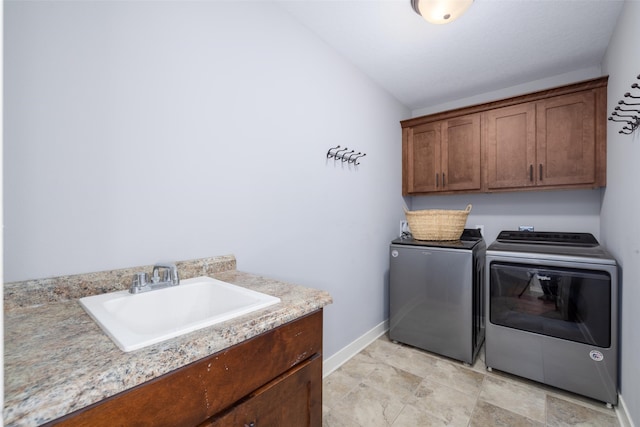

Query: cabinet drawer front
[202,354,322,427]
[49,310,323,427]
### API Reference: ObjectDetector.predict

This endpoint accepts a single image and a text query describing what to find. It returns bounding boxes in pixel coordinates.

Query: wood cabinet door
[202,354,322,427]
[441,114,481,191]
[405,122,441,193]
[536,91,596,186]
[485,103,536,190]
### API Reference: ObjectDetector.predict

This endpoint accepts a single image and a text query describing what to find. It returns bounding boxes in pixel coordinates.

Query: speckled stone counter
[3,255,333,426]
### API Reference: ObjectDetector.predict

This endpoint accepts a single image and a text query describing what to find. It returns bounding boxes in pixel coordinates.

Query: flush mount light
[411,0,474,24]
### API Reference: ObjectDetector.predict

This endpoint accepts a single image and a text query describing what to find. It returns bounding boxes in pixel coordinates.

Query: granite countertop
[3,256,333,426]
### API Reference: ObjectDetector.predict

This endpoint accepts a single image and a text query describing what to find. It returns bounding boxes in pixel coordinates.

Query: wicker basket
[404,204,472,241]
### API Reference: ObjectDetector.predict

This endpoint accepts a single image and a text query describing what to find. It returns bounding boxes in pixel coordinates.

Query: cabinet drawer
[202,354,322,427]
[48,310,323,427]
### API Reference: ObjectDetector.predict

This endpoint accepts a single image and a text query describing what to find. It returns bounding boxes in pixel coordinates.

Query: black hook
[615,106,640,114]
[612,111,639,120]
[352,153,367,165]
[609,116,633,124]
[340,150,355,162]
[624,92,640,99]
[347,151,361,163]
[326,145,341,159]
[620,123,638,134]
[334,147,349,160]
[609,116,632,124]
[619,99,640,106]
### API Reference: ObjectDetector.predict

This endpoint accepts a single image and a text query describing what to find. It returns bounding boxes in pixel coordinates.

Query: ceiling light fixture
[411,0,474,24]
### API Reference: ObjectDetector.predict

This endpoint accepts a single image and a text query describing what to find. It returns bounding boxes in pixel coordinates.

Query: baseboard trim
[617,394,636,427]
[323,320,388,378]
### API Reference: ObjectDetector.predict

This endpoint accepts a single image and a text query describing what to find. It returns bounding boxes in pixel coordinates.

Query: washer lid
[392,228,483,250]
[488,230,615,262]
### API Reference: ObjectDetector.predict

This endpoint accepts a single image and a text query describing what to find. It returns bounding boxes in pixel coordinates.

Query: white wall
[602,1,640,424]
[3,1,409,359]
[412,66,603,117]
[410,189,602,245]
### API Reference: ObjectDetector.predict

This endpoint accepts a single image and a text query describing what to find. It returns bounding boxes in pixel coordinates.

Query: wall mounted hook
[352,153,367,165]
[608,116,633,124]
[340,150,355,162]
[609,75,640,135]
[326,145,341,159]
[347,151,361,163]
[612,111,639,120]
[614,106,640,114]
[334,147,349,159]
[325,146,367,168]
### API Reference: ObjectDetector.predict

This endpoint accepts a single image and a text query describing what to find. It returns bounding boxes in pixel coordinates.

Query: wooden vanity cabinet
[47,310,324,427]
[403,113,481,194]
[402,76,607,195]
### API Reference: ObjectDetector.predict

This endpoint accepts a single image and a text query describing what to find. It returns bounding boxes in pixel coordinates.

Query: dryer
[486,231,618,406]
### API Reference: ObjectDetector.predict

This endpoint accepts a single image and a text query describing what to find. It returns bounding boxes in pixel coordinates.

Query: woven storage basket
[404,204,472,241]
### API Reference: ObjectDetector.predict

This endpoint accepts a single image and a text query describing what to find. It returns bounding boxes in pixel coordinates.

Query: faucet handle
[169,265,180,285]
[132,272,149,288]
[152,262,180,285]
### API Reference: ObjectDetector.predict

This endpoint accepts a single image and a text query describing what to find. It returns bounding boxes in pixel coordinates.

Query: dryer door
[489,262,611,347]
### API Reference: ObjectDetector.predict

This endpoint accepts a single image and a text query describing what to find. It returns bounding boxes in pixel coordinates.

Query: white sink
[79,276,280,352]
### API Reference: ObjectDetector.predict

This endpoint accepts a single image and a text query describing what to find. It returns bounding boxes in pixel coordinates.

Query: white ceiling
[276,0,624,110]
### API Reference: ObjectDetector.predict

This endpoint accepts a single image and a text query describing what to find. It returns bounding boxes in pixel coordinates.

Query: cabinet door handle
[244,423,255,427]
[529,165,533,182]
[539,164,543,181]
[442,173,445,187]
[436,173,439,188]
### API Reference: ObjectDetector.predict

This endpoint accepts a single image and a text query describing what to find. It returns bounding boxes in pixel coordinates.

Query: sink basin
[79,276,280,352]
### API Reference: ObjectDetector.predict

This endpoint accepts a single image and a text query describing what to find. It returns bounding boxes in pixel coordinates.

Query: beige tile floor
[322,336,620,427]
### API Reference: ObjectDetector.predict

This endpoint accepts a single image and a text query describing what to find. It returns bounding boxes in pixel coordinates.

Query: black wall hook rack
[608,74,640,135]
[326,145,367,165]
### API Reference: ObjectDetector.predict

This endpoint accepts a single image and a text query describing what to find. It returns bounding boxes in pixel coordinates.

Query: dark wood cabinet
[402,77,608,195]
[403,113,481,194]
[484,102,536,190]
[47,310,324,427]
[202,354,322,427]
[485,89,604,191]
[535,91,599,187]
[404,121,440,193]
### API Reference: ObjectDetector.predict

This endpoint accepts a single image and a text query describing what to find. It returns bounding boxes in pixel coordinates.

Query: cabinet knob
[244,423,255,427]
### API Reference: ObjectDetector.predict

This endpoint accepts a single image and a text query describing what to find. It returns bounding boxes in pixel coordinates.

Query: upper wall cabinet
[401,77,608,196]
[403,114,481,194]
[484,102,537,190]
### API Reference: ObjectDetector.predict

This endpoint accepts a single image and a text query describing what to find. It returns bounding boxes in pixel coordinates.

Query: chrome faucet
[130,262,180,294]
